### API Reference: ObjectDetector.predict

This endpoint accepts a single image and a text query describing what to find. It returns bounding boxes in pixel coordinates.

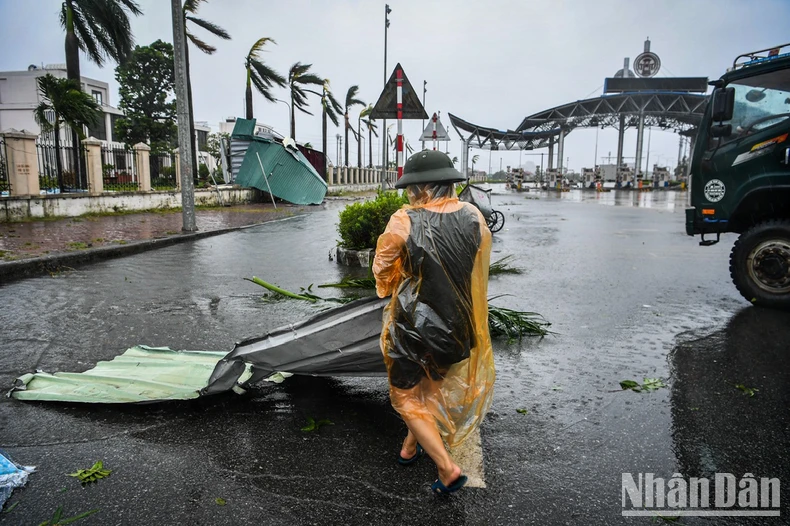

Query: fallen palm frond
[247,279,552,339]
[245,277,318,302]
[488,255,524,276]
[487,305,553,339]
[318,276,376,289]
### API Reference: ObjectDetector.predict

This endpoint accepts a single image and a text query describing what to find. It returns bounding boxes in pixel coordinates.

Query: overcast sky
[2,0,789,173]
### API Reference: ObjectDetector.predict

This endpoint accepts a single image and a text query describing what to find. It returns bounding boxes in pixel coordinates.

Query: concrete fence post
[326,166,334,186]
[174,148,181,190]
[1,129,39,196]
[341,166,347,185]
[134,142,151,192]
[81,137,103,195]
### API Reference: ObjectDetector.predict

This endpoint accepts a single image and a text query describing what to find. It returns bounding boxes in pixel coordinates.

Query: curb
[0,216,301,286]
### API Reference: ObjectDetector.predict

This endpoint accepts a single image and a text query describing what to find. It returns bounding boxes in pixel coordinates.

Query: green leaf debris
[67,460,111,485]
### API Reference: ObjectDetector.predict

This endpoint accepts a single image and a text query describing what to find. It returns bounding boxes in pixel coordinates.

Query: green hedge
[337,191,408,249]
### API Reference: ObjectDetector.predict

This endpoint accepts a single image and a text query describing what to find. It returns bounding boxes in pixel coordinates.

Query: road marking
[449,427,486,488]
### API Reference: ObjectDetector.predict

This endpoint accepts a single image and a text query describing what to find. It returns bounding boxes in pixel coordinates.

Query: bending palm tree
[287,63,324,141]
[343,86,364,167]
[320,81,343,178]
[184,0,231,181]
[357,104,373,168]
[34,75,101,193]
[360,105,378,168]
[60,0,141,186]
[244,37,286,120]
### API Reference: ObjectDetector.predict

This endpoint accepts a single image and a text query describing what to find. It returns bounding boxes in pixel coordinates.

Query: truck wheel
[729,219,790,310]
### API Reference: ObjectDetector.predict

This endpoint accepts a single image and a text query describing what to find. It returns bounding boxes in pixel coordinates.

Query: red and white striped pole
[396,68,404,180]
[431,112,437,150]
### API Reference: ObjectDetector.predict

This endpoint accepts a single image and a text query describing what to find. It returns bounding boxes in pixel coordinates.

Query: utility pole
[171,0,196,232]
[421,80,427,150]
[381,4,391,191]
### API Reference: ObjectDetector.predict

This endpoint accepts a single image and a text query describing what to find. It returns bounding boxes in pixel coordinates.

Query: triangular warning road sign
[419,113,450,142]
[370,63,428,120]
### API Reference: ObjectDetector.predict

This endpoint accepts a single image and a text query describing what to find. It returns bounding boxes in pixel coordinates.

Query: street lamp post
[336,133,341,166]
[381,3,391,191]
[274,99,292,137]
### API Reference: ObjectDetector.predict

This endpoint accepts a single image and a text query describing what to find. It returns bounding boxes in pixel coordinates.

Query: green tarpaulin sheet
[11,345,253,403]
[234,138,327,205]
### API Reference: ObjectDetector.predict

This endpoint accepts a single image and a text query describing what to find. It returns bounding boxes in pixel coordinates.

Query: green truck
[686,44,790,309]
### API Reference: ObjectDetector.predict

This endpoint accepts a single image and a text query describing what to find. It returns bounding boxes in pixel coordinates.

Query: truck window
[721,68,790,143]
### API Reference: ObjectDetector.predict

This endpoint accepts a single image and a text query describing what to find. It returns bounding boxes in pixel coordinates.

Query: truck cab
[686,44,790,309]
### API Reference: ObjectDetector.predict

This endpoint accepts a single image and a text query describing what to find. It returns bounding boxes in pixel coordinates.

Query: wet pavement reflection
[1,192,787,524]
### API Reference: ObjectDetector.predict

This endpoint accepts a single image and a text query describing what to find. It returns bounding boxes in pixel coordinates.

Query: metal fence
[36,138,88,194]
[150,152,177,190]
[101,144,138,192]
[0,138,9,195]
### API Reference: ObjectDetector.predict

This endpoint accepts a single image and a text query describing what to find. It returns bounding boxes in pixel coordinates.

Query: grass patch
[66,242,89,250]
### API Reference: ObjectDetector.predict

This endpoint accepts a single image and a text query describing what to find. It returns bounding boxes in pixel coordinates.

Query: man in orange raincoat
[373,150,496,494]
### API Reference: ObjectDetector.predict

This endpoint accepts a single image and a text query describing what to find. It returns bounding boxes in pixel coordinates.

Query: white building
[0,64,123,142]
[218,116,275,137]
[0,64,212,161]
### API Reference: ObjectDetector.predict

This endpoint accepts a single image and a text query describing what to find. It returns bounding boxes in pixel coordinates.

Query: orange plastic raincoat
[373,183,495,448]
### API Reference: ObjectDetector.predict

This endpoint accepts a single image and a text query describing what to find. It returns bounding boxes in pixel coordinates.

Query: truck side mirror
[712,87,735,122]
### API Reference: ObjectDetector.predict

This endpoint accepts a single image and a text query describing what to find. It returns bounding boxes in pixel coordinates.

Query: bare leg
[403,416,461,486]
[400,429,418,459]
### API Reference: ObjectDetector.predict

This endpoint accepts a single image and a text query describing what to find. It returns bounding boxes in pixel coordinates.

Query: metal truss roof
[448,113,561,151]
[516,91,709,134]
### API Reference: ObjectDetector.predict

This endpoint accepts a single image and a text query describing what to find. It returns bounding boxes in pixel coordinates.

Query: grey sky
[2,0,789,173]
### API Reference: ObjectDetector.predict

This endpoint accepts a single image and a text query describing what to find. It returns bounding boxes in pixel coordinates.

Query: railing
[0,138,9,196]
[150,152,177,190]
[101,145,138,192]
[36,138,88,194]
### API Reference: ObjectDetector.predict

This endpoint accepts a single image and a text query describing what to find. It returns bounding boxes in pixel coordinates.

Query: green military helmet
[394,150,466,189]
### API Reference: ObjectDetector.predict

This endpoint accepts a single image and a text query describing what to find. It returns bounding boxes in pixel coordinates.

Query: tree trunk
[54,119,65,193]
[64,1,83,190]
[184,37,198,184]
[368,126,373,168]
[290,92,296,140]
[245,72,253,120]
[357,119,362,168]
[344,113,349,166]
[322,107,328,181]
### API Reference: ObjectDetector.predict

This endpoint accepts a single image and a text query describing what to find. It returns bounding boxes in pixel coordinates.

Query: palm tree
[451,156,459,165]
[34,74,101,193]
[183,0,231,180]
[357,104,375,168]
[287,63,324,141]
[60,0,142,185]
[320,81,343,178]
[61,0,142,82]
[472,154,480,177]
[343,86,364,167]
[360,105,378,168]
[244,37,286,120]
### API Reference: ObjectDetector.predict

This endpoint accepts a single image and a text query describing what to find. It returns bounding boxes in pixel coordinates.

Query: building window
[88,117,107,142]
[92,90,103,105]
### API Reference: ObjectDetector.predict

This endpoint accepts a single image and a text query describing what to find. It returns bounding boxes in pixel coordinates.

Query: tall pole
[594,126,599,169]
[645,126,652,179]
[381,3,391,190]
[396,67,404,180]
[421,80,427,150]
[171,0,196,232]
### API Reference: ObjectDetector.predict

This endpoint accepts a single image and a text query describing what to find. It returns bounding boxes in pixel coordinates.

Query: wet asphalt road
[1,186,788,525]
